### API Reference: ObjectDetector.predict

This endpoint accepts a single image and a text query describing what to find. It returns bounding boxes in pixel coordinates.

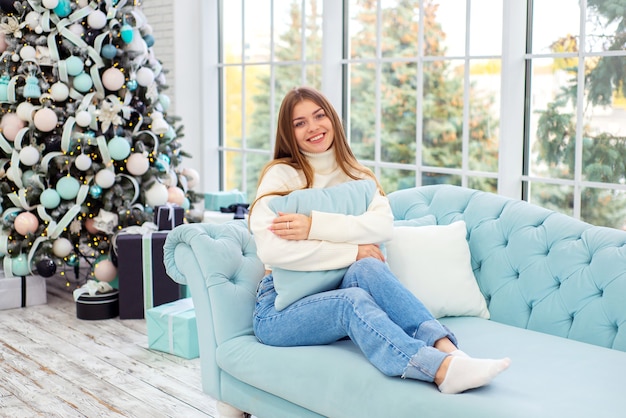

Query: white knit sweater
[250,148,394,272]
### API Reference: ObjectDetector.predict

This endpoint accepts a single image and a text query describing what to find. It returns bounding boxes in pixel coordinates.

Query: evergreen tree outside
[0,0,201,285]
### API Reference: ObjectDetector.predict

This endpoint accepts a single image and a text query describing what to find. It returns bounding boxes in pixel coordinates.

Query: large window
[212,0,626,229]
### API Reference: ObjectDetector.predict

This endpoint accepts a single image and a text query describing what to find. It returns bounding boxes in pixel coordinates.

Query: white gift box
[0,273,47,310]
[202,210,248,224]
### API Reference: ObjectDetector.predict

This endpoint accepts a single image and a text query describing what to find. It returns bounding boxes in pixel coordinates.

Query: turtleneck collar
[300,147,337,175]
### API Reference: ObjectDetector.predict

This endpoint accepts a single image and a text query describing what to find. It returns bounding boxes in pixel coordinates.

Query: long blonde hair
[251,87,383,214]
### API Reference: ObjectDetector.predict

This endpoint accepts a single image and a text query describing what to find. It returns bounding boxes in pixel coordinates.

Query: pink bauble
[167,187,185,206]
[33,108,58,132]
[101,67,125,91]
[94,259,117,282]
[1,113,25,141]
[14,212,39,235]
[0,33,7,53]
[126,153,150,176]
[85,218,100,234]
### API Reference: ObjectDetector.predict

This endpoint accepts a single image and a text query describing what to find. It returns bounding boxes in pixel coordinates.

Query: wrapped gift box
[76,289,119,320]
[203,211,248,224]
[204,190,246,211]
[116,231,186,319]
[154,205,184,231]
[0,274,47,310]
[146,298,199,359]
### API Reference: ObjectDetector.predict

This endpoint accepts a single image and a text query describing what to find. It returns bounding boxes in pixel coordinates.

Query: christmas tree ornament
[1,113,25,141]
[69,23,85,37]
[74,153,92,171]
[40,188,61,209]
[73,72,93,93]
[6,165,22,182]
[19,45,37,60]
[150,111,168,135]
[84,217,100,234]
[0,33,6,53]
[16,102,35,122]
[56,176,81,200]
[182,167,200,189]
[53,0,72,18]
[120,19,134,44]
[22,170,35,186]
[101,67,125,91]
[34,107,58,132]
[35,258,57,278]
[145,182,168,206]
[42,0,59,9]
[52,237,73,257]
[66,253,79,266]
[108,135,131,160]
[94,258,117,282]
[136,66,154,87]
[126,152,150,176]
[92,209,118,234]
[50,82,69,102]
[19,145,40,166]
[23,75,42,99]
[89,184,102,198]
[126,78,138,91]
[95,169,116,188]
[87,10,107,30]
[14,211,39,235]
[143,34,155,48]
[65,56,84,77]
[167,186,185,206]
[24,12,41,32]
[0,74,9,101]
[182,197,190,210]
[11,254,30,276]
[75,110,92,127]
[158,94,170,111]
[101,44,117,60]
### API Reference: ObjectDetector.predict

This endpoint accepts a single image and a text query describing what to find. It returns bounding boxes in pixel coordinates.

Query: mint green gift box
[204,189,246,211]
[146,298,199,359]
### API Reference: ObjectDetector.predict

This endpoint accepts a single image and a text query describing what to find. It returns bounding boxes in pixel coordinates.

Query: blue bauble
[12,254,30,276]
[143,34,155,48]
[101,44,118,60]
[127,79,138,91]
[65,56,84,76]
[40,188,61,209]
[108,136,131,160]
[56,177,80,200]
[121,24,133,43]
[66,254,79,267]
[73,72,93,93]
[54,0,72,18]
[89,184,102,199]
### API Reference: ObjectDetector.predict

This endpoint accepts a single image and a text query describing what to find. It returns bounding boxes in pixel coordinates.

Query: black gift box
[154,205,184,231]
[76,290,119,320]
[116,232,185,319]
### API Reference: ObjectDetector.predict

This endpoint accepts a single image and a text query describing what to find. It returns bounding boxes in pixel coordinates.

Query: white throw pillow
[385,220,490,319]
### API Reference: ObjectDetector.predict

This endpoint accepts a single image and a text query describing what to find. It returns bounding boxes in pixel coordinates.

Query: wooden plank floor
[0,278,218,418]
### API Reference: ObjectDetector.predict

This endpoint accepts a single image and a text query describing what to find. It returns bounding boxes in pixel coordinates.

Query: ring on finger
[287,221,290,230]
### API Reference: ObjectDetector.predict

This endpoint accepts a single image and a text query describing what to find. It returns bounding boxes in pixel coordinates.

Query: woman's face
[292,99,334,154]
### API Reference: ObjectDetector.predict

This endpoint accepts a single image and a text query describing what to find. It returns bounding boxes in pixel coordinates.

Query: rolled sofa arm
[163,221,265,397]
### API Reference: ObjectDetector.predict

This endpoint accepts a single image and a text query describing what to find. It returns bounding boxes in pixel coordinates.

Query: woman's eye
[316,113,326,119]
[294,121,305,128]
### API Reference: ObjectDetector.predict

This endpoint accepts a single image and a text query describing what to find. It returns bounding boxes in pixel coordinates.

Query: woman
[249,86,510,394]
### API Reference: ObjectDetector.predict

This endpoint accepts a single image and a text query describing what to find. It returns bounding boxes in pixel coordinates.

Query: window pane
[422,173,461,186]
[381,0,419,59]
[527,57,578,180]
[224,66,243,149]
[470,0,502,56]
[531,0,580,54]
[224,150,243,191]
[586,1,624,53]
[528,183,574,217]
[349,62,377,161]
[223,1,243,64]
[246,153,272,200]
[246,65,272,152]
[432,0,466,57]
[381,62,417,164]
[468,177,497,193]
[582,56,626,184]
[581,188,626,229]
[348,0,376,59]
[422,59,464,168]
[380,167,415,193]
[274,0,303,61]
[244,0,271,62]
[469,59,500,172]
[305,0,323,62]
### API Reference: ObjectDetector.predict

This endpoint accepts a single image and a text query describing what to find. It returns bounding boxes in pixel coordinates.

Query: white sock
[438,356,511,394]
[450,349,469,358]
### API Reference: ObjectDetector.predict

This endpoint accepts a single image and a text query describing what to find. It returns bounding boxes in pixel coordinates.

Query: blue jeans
[253,258,457,382]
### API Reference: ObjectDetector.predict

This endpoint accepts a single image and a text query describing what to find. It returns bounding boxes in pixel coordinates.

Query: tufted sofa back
[388,185,626,351]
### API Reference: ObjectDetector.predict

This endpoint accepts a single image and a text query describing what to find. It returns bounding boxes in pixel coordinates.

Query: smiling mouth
[308,133,325,142]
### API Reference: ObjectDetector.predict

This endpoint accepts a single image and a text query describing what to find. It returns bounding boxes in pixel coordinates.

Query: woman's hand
[357,244,385,262]
[269,212,312,240]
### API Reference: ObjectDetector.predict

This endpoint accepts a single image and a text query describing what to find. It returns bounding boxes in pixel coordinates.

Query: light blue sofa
[163,185,626,418]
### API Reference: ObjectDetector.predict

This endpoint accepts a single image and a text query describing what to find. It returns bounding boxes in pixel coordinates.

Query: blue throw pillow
[267,180,377,310]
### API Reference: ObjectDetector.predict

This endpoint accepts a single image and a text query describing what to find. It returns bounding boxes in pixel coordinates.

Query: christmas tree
[0,0,201,287]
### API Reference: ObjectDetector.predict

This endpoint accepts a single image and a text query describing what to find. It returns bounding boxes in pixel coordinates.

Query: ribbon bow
[220,203,249,220]
[73,280,114,301]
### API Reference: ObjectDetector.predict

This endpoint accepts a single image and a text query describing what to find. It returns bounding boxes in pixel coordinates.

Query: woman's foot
[436,356,511,394]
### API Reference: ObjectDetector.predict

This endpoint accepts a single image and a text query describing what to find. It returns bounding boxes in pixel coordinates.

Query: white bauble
[87,10,107,30]
[75,110,92,127]
[95,169,116,188]
[182,168,200,189]
[33,108,58,132]
[24,12,40,30]
[42,0,59,8]
[69,23,84,36]
[52,237,73,257]
[19,146,40,166]
[1,113,25,141]
[20,45,37,60]
[101,67,125,91]
[74,154,92,171]
[50,82,69,102]
[6,166,22,182]
[126,153,150,176]
[145,182,168,206]
[136,67,154,87]
[16,102,35,122]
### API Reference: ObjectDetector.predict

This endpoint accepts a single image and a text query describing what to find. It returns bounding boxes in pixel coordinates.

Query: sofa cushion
[216,317,626,418]
[386,220,490,319]
[267,180,377,310]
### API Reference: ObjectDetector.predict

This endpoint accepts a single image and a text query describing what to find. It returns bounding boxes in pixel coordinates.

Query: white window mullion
[461,0,471,188]
[322,0,343,117]
[415,0,425,187]
[572,0,587,219]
